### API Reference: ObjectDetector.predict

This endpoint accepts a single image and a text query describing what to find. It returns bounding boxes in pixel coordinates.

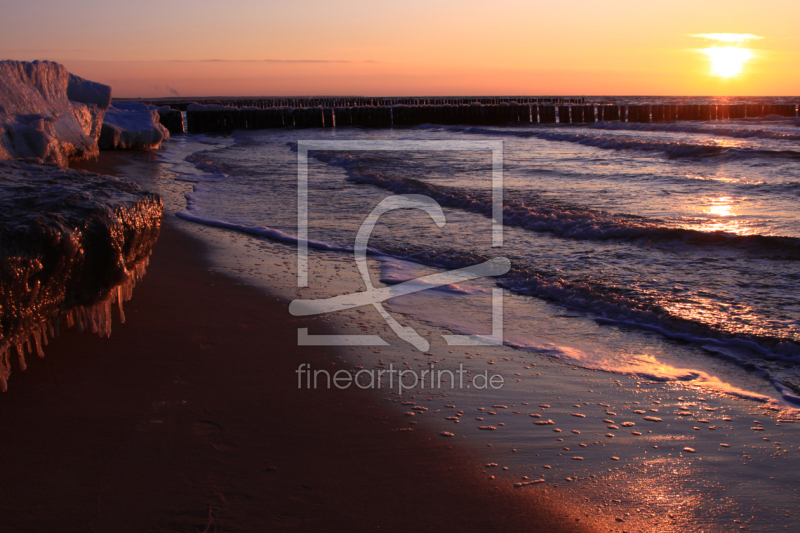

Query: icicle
[86,305,95,334]
[32,327,44,358]
[75,307,84,334]
[117,285,126,323]
[0,254,153,391]
[100,298,112,338]
[88,304,99,334]
[98,300,106,337]
[121,279,132,301]
[16,343,26,371]
[106,299,113,336]
[0,347,9,391]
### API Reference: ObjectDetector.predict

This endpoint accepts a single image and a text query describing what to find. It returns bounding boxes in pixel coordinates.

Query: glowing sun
[691,33,762,78]
[700,47,754,77]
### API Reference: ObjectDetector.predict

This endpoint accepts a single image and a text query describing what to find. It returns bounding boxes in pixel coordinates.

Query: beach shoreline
[0,133,788,532]
[0,151,596,532]
[63,138,800,532]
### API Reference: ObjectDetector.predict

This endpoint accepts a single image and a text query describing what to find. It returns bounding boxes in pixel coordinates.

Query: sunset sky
[1,0,798,97]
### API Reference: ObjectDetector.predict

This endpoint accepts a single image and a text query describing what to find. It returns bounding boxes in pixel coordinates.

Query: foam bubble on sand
[514,479,544,488]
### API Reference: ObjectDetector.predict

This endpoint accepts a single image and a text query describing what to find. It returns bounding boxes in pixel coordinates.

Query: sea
[148,96,800,531]
[161,96,800,405]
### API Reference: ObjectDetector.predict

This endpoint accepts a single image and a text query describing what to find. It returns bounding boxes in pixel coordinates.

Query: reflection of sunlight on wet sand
[613,459,734,530]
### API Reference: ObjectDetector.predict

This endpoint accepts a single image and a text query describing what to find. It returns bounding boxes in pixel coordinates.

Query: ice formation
[1,259,149,390]
[99,102,170,150]
[0,160,163,391]
[0,60,111,165]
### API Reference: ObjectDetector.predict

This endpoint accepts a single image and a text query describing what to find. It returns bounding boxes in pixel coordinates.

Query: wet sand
[0,153,595,532]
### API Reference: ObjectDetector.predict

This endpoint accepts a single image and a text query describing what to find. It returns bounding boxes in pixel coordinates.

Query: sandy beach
[0,153,599,532]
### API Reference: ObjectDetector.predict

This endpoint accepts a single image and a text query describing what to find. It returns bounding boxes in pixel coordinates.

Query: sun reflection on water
[706,197,734,218]
[673,196,757,236]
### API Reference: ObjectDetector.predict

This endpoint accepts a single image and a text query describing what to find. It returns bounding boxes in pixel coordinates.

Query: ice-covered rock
[99,102,169,150]
[0,159,162,391]
[0,60,111,166]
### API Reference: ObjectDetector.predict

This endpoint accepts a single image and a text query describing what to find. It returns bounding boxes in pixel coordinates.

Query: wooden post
[571,105,585,123]
[558,106,571,124]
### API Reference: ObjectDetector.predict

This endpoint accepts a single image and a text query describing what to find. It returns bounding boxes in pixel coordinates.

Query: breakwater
[155,107,184,134]
[120,98,799,133]
[122,96,587,112]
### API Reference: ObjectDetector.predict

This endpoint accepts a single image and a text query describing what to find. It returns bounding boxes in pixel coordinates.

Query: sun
[700,47,754,78]
[691,33,761,79]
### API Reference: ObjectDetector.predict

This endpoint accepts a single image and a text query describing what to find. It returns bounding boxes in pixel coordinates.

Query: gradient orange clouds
[1,0,798,96]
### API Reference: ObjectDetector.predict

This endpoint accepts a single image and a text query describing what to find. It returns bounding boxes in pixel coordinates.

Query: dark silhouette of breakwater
[124,96,587,112]
[155,108,185,134]
[118,98,799,134]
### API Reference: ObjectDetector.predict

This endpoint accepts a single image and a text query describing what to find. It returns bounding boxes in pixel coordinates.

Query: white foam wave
[377,256,488,295]
[588,120,800,142]
[455,126,800,160]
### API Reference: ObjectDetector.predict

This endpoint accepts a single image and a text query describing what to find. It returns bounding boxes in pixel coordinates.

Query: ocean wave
[310,151,800,258]
[174,131,800,404]
[587,120,800,142]
[741,180,800,196]
[177,183,360,253]
[178,181,800,401]
[452,126,800,160]
[176,184,800,397]
[371,240,800,386]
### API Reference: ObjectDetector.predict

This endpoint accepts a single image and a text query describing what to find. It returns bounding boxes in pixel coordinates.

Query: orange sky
[1,0,798,97]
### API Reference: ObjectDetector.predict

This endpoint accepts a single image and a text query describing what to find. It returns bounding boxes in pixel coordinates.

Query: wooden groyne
[183,102,799,133]
[154,107,184,134]
[117,99,800,134]
[123,96,587,112]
